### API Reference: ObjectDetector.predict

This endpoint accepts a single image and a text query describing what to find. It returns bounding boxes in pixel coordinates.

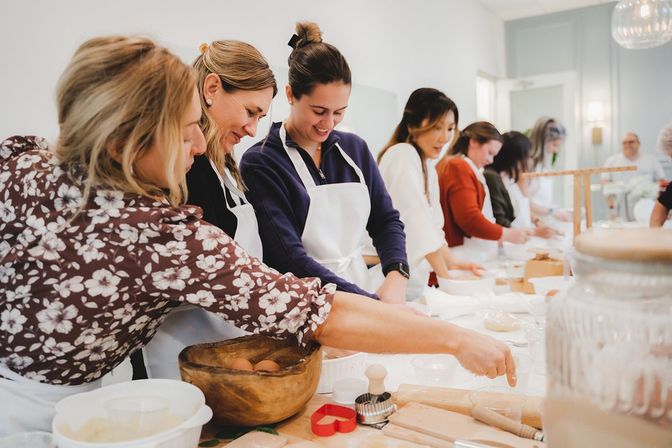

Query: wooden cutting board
[389,403,546,448]
[395,384,544,429]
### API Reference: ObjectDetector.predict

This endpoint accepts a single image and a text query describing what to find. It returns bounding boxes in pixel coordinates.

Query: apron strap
[208,159,246,207]
[280,125,317,189]
[334,142,366,184]
[280,124,367,188]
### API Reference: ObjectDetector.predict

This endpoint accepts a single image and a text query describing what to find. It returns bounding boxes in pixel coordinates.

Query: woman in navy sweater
[241,22,408,302]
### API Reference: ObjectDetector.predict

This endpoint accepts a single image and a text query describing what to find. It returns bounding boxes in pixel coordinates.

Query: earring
[205,98,213,106]
[289,100,294,105]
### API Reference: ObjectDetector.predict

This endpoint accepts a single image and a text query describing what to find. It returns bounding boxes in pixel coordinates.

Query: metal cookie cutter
[354,364,396,429]
[355,391,396,429]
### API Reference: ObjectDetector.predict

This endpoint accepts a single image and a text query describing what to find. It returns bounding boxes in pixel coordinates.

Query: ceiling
[479,0,616,21]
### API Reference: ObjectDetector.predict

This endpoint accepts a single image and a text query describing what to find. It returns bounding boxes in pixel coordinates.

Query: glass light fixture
[611,0,672,49]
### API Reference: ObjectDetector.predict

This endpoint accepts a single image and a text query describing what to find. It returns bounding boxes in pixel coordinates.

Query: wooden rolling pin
[395,384,544,429]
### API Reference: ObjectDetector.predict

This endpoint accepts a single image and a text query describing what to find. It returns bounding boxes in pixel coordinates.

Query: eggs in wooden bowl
[178,335,321,426]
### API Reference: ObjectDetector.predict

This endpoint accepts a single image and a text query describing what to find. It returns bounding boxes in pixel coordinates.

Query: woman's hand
[376,271,407,305]
[447,260,484,277]
[500,227,533,244]
[534,222,563,239]
[454,328,517,386]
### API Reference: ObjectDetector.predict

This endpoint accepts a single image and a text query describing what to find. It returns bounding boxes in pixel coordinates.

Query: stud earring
[205,98,213,106]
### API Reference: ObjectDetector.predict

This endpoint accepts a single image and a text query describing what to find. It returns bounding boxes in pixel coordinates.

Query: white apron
[450,156,499,263]
[143,163,260,380]
[504,176,533,228]
[0,365,100,435]
[280,125,384,292]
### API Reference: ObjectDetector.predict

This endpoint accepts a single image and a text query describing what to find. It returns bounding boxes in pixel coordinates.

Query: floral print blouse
[0,136,335,385]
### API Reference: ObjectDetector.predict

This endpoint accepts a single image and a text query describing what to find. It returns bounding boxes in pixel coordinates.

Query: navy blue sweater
[240,122,407,298]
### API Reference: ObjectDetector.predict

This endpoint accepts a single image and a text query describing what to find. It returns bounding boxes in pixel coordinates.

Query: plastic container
[469,385,526,423]
[411,355,458,386]
[52,379,212,448]
[103,396,171,441]
[331,378,367,406]
[0,431,55,448]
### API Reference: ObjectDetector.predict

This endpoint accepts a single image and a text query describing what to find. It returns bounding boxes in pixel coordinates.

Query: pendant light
[611,0,672,49]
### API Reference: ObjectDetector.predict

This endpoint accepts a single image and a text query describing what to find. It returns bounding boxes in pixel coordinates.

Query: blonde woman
[143,40,277,379]
[0,35,515,434]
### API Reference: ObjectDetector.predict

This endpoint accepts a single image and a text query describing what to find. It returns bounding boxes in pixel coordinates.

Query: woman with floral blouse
[0,35,515,434]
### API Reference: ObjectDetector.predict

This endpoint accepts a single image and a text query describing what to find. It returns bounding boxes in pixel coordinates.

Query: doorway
[495,71,579,208]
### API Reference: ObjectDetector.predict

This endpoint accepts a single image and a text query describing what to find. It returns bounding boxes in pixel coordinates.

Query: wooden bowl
[178,335,321,426]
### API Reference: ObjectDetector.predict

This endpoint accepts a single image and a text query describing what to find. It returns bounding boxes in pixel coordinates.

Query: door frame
[495,71,579,208]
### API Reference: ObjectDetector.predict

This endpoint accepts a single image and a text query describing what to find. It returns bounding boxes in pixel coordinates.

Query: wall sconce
[587,101,605,145]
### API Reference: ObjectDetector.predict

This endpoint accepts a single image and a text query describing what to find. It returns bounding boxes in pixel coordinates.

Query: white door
[495,71,579,209]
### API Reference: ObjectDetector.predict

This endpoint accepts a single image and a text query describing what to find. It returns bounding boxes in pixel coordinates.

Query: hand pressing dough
[226,431,288,447]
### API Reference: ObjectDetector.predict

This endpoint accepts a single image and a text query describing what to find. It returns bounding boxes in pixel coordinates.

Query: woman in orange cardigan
[436,122,531,262]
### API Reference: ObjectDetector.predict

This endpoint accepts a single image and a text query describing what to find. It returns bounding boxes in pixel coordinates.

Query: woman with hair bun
[241,22,409,303]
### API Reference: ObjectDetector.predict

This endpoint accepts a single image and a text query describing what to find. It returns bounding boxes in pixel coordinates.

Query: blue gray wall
[506,2,672,172]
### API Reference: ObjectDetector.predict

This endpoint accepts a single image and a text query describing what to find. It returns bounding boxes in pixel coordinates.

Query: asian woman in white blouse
[376,88,480,299]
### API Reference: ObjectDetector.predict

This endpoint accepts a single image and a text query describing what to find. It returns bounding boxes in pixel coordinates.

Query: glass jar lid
[574,228,672,262]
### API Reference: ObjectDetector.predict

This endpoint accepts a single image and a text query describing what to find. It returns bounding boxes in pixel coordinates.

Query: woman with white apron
[527,117,568,219]
[240,22,410,303]
[375,89,482,300]
[485,131,561,239]
[141,39,276,379]
[436,122,531,264]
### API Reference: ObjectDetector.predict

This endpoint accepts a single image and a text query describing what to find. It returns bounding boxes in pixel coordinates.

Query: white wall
[0,0,505,150]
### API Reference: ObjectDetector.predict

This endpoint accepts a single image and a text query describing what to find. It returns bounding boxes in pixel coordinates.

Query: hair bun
[198,42,209,54]
[293,21,323,48]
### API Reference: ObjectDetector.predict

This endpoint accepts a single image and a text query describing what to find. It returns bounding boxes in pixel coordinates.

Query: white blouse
[378,143,445,295]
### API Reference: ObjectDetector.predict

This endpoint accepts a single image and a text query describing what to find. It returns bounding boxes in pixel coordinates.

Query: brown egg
[229,357,254,371]
[253,359,281,372]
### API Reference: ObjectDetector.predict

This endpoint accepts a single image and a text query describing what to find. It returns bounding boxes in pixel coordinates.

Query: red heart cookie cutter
[310,403,357,436]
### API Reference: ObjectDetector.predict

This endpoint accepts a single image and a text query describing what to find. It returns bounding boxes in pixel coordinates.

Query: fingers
[504,348,517,387]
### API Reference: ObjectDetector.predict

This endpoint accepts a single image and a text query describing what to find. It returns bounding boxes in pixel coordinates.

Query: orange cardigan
[436,156,503,247]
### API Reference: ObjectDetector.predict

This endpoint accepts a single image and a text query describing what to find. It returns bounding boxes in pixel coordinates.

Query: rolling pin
[395,384,544,429]
[472,405,544,441]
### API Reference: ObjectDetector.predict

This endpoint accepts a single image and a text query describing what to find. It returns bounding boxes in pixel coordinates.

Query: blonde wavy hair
[55,35,195,207]
[193,40,277,189]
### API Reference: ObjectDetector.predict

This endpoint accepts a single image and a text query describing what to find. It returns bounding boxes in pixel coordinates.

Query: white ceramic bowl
[317,351,367,394]
[528,275,574,296]
[53,379,212,448]
[437,270,496,296]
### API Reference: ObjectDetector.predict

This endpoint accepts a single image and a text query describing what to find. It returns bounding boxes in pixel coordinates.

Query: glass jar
[545,229,672,437]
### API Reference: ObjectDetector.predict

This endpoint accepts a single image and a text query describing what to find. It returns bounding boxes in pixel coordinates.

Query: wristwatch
[382,262,410,279]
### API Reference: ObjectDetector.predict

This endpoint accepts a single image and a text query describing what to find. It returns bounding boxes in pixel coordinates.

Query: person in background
[527,117,570,220]
[650,183,672,227]
[650,122,672,227]
[241,22,409,303]
[485,131,562,239]
[0,35,516,435]
[436,122,532,263]
[601,132,666,221]
[375,88,481,299]
[142,40,277,379]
